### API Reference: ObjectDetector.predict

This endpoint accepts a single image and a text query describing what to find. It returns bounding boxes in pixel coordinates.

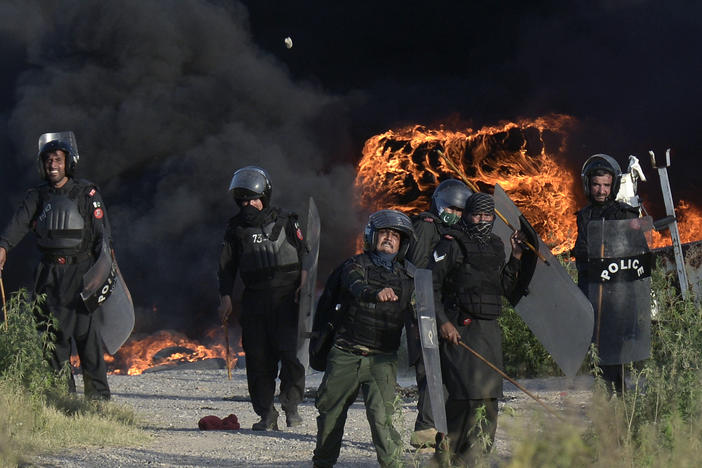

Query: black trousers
[415,355,445,431]
[241,287,305,417]
[600,364,625,394]
[445,398,498,466]
[34,259,110,398]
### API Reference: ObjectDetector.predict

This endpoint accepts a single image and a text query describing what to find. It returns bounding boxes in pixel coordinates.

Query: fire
[105,328,238,376]
[356,114,580,254]
[69,328,244,376]
[651,200,702,249]
[69,116,701,378]
[355,114,702,254]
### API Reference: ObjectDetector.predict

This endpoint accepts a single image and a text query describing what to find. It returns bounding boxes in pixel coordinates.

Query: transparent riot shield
[414,268,448,434]
[297,197,321,370]
[587,217,653,365]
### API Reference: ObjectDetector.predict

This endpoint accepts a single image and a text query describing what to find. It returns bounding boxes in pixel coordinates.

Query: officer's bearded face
[375,228,401,255]
[44,150,68,187]
[590,174,613,203]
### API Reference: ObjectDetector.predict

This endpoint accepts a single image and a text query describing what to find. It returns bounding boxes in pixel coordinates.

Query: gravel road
[30,366,594,467]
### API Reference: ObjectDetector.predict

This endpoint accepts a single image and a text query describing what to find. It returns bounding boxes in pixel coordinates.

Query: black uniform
[429,229,520,464]
[218,206,307,420]
[573,199,638,392]
[405,211,453,433]
[0,178,112,398]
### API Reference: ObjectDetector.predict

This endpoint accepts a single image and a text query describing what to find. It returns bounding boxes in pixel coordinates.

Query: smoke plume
[0,0,361,332]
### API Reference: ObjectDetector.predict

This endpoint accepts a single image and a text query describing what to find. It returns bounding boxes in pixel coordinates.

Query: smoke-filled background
[0,0,700,334]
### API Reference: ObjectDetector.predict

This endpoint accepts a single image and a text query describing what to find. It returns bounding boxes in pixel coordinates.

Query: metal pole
[223,317,232,380]
[595,219,605,347]
[0,276,7,332]
[457,340,562,420]
[649,149,690,299]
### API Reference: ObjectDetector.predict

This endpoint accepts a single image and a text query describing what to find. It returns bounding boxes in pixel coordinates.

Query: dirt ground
[29,366,594,467]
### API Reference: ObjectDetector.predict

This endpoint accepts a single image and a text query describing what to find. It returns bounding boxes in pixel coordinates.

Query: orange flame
[355,114,702,254]
[71,328,244,376]
[651,200,702,248]
[356,114,580,253]
[106,328,239,375]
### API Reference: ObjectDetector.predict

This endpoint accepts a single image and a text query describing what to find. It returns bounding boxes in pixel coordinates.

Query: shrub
[507,263,702,466]
[0,289,65,396]
[0,289,145,464]
[500,303,560,378]
[499,254,578,378]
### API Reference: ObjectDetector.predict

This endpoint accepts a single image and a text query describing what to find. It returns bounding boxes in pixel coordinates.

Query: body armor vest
[337,255,412,353]
[235,214,301,289]
[446,233,504,320]
[34,185,86,251]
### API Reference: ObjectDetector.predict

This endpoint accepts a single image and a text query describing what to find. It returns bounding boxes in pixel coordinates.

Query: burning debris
[355,115,702,255]
[356,114,580,254]
[102,328,242,375]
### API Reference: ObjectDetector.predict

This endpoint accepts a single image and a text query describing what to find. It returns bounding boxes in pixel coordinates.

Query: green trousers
[313,346,402,468]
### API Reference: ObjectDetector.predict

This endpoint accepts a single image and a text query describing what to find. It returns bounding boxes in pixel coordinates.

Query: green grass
[502,263,702,466]
[0,289,147,466]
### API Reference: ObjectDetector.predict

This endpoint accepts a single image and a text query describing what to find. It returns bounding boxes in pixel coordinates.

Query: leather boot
[285,407,303,427]
[252,408,279,431]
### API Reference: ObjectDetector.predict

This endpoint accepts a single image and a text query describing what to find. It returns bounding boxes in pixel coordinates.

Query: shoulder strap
[445,230,468,258]
[67,179,96,218]
[31,185,51,226]
[403,259,416,278]
[268,211,288,242]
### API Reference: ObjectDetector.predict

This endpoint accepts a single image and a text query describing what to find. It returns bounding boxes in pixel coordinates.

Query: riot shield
[493,184,594,377]
[81,241,135,354]
[587,217,652,365]
[297,197,321,369]
[414,268,448,434]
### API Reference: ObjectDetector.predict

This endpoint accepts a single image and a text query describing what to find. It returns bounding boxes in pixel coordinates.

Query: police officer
[313,209,415,468]
[218,166,309,431]
[0,132,112,399]
[405,179,472,448]
[429,192,523,466]
[572,154,639,394]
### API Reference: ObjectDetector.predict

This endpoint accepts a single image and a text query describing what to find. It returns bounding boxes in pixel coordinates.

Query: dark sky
[0,0,699,334]
[242,0,701,191]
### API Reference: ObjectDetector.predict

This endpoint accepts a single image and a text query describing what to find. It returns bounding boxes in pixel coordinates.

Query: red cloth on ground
[198,414,240,430]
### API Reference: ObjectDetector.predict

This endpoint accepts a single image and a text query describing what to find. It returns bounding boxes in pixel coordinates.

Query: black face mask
[459,218,494,244]
[240,205,266,225]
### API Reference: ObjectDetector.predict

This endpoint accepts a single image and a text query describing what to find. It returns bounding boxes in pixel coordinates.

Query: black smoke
[1,1,700,334]
[0,0,362,333]
[243,0,702,205]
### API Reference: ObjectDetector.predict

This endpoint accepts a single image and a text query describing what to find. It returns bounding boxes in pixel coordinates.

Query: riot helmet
[363,209,415,260]
[228,166,272,207]
[36,131,79,179]
[581,154,622,202]
[430,179,473,225]
[461,192,495,243]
